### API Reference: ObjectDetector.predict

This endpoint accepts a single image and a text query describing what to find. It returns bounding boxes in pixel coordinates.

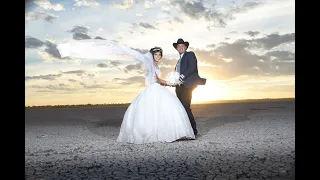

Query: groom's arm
[179,52,198,82]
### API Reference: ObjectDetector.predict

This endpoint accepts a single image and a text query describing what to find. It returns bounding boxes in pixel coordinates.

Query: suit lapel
[180,51,187,69]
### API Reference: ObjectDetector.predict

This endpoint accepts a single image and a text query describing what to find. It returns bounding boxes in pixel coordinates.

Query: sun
[165,80,226,103]
[192,80,224,103]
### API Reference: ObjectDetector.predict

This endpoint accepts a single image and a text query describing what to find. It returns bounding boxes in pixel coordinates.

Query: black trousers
[175,85,197,135]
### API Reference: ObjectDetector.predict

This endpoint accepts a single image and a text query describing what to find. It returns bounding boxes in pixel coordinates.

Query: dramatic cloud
[171,0,263,28]
[123,62,144,74]
[25,36,76,61]
[73,33,91,40]
[33,0,65,11]
[173,17,184,23]
[245,31,260,37]
[25,36,44,48]
[131,48,149,54]
[94,36,106,40]
[264,50,295,61]
[25,74,62,81]
[74,0,100,7]
[206,44,216,48]
[43,40,64,59]
[144,0,154,9]
[25,11,57,23]
[227,1,262,16]
[25,0,295,105]
[30,81,106,93]
[194,32,295,79]
[61,70,87,76]
[79,82,105,89]
[97,60,122,68]
[32,84,74,92]
[113,76,145,86]
[138,22,156,29]
[25,70,95,82]
[248,33,295,50]
[110,0,135,9]
[68,79,77,82]
[69,25,91,40]
[62,70,96,78]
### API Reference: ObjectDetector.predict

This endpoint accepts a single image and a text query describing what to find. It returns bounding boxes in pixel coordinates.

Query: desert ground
[25,99,295,180]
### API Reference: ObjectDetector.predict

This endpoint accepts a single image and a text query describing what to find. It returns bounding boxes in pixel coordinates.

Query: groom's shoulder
[185,51,197,58]
[185,51,195,56]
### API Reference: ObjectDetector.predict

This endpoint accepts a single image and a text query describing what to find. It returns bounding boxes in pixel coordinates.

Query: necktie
[176,54,182,73]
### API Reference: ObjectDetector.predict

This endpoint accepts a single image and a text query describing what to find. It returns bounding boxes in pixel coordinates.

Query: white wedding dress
[57,39,195,144]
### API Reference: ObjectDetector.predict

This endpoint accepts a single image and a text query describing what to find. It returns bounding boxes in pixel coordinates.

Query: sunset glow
[25,0,295,106]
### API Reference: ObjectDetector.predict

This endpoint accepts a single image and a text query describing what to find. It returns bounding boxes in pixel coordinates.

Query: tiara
[152,47,162,52]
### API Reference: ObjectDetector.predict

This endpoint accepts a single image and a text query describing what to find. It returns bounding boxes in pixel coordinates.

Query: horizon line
[25,97,295,108]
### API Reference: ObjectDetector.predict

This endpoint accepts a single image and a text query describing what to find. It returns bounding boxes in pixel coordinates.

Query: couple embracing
[57,38,206,144]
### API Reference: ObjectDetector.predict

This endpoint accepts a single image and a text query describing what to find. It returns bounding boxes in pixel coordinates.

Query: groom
[172,38,206,137]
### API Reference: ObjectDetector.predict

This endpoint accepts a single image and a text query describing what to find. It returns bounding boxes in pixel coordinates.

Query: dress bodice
[145,62,161,86]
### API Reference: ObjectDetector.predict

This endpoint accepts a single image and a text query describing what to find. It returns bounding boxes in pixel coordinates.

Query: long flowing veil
[57,39,152,66]
[56,39,156,86]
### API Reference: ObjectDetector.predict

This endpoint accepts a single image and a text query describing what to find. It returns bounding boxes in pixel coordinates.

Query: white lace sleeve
[56,39,154,86]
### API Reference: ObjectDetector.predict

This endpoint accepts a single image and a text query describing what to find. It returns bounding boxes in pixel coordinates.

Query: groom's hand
[179,74,184,84]
[160,82,168,86]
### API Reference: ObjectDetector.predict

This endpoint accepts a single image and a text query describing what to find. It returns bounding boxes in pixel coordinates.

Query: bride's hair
[150,47,163,57]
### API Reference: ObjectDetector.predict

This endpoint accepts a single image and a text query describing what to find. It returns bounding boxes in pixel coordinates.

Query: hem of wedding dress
[116,135,195,144]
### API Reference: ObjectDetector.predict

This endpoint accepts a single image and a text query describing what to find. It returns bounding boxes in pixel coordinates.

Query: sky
[25,0,295,106]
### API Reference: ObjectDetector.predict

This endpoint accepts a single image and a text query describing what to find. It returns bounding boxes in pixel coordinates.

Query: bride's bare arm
[156,75,167,85]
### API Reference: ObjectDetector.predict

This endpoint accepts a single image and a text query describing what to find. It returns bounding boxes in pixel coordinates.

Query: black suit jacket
[176,51,206,88]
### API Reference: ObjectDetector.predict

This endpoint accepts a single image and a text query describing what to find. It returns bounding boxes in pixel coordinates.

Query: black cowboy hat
[173,38,189,49]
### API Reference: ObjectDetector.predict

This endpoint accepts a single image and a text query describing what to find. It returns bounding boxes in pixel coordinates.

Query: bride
[57,39,195,144]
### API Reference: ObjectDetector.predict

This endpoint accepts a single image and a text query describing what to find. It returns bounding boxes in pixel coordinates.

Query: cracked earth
[25,100,295,180]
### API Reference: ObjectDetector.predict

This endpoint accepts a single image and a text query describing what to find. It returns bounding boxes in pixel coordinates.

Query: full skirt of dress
[117,83,195,144]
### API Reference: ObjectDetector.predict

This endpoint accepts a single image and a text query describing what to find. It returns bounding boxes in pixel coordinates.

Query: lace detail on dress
[145,63,161,86]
